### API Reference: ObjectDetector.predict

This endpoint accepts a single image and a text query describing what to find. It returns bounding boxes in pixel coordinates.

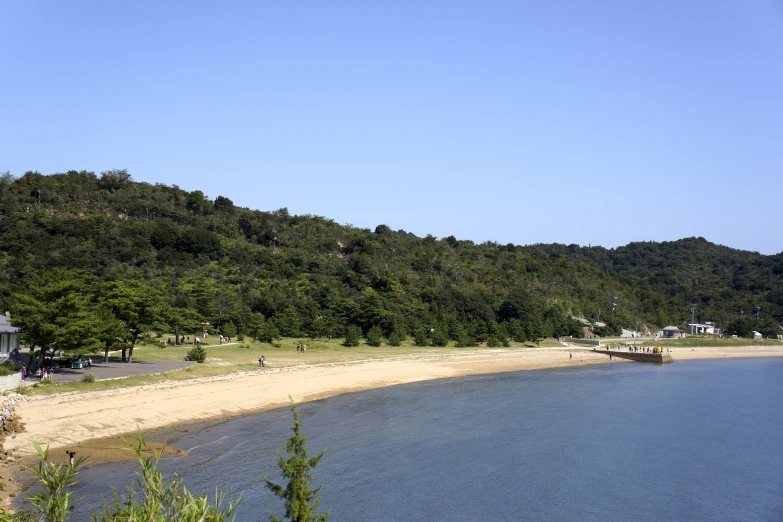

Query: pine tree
[265,402,329,522]
[387,329,404,346]
[365,325,382,347]
[430,329,449,347]
[343,325,361,347]
[185,344,207,363]
[413,327,429,347]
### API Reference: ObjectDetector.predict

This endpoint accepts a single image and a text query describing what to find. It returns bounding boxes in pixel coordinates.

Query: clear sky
[2,1,782,254]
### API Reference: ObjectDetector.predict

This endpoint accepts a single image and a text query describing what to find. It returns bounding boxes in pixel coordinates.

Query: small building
[662,326,680,338]
[778,325,783,341]
[687,323,716,335]
[752,331,763,340]
[0,314,20,361]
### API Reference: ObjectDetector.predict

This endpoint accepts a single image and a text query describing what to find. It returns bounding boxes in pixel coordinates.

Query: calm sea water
[68,358,783,521]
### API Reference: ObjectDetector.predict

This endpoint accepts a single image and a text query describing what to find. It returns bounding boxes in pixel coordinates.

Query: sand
[6,344,783,457]
[2,343,782,505]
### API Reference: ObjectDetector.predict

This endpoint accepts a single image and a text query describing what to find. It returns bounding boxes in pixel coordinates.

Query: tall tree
[11,270,101,369]
[94,306,130,364]
[265,402,329,522]
[98,280,166,363]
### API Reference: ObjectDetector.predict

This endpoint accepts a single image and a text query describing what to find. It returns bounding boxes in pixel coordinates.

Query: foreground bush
[265,402,329,522]
[185,344,207,363]
[0,402,327,522]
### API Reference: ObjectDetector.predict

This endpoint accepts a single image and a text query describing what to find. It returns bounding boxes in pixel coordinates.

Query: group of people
[71,354,93,369]
[628,346,669,354]
[296,343,307,352]
[35,367,53,380]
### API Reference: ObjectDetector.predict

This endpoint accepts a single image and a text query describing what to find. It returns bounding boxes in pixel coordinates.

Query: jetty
[593,348,673,364]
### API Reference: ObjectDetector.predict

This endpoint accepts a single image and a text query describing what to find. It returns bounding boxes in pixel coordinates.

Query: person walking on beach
[261,356,266,368]
[66,451,76,467]
[569,353,572,360]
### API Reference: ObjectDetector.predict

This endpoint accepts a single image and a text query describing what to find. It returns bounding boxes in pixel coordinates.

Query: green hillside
[526,239,783,337]
[1,170,780,355]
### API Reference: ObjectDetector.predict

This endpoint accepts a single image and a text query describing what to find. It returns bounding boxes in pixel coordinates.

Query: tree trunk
[121,347,127,362]
[175,327,180,346]
[38,347,47,370]
[127,345,134,363]
[104,347,110,364]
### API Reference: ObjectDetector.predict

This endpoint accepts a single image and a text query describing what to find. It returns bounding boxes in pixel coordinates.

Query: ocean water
[68,358,783,521]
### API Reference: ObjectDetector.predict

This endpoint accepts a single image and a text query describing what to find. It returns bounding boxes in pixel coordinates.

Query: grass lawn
[653,336,783,348]
[21,336,561,395]
[120,335,564,368]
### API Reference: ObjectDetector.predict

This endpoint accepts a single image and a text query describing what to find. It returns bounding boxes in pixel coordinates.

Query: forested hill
[0,170,780,345]
[524,239,783,334]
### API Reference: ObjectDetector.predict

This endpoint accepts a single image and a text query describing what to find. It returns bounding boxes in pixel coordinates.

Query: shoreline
[3,344,783,507]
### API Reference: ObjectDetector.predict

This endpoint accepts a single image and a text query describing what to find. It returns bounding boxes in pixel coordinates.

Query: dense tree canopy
[0,170,780,348]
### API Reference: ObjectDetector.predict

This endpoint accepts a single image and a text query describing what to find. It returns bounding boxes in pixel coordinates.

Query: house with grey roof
[0,314,20,361]
[661,326,681,338]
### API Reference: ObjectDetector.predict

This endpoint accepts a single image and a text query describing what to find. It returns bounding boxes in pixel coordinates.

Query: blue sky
[2,1,782,254]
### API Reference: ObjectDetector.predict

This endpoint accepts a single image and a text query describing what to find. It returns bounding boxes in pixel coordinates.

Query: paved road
[45,360,196,383]
[12,352,195,384]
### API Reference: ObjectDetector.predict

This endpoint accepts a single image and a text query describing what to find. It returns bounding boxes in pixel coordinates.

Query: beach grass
[23,336,562,396]
[654,336,783,348]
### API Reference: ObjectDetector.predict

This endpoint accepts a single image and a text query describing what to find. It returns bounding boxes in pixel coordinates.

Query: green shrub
[185,345,207,363]
[82,373,96,383]
[387,329,404,347]
[0,361,18,377]
[413,327,429,347]
[343,325,361,347]
[365,325,382,347]
[220,321,237,338]
[455,334,476,348]
[236,333,245,342]
[431,330,449,347]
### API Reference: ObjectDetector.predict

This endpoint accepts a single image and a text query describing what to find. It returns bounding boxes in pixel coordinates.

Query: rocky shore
[0,393,25,448]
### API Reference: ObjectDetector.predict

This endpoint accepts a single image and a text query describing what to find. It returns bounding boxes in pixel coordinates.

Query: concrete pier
[594,349,673,363]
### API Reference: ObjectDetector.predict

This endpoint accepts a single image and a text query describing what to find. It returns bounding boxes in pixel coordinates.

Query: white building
[687,322,717,335]
[0,314,20,361]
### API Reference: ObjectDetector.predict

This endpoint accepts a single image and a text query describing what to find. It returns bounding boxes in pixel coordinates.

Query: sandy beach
[5,344,783,458]
[1,343,782,507]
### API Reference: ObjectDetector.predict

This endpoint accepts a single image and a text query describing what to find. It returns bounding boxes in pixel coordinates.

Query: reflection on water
[69,359,783,521]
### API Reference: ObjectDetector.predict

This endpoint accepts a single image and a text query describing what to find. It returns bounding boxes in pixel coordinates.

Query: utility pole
[754,306,760,319]
[690,306,695,334]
